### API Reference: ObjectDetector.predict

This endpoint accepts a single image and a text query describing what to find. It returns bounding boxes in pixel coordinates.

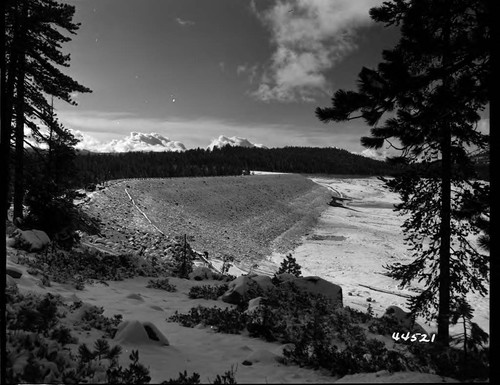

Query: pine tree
[315,0,490,346]
[5,0,91,221]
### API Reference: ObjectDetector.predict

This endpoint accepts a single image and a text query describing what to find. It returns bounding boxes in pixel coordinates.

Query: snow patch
[207,135,267,151]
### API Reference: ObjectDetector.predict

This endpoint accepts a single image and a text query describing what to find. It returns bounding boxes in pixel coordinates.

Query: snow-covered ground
[269,176,489,340]
[7,175,487,383]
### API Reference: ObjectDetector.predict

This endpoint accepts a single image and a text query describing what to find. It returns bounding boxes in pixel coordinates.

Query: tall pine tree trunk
[1,0,9,381]
[2,2,20,218]
[437,14,452,347]
[12,2,27,221]
[13,59,26,220]
[438,123,452,347]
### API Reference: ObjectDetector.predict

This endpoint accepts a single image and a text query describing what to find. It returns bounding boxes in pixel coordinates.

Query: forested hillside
[71,145,400,187]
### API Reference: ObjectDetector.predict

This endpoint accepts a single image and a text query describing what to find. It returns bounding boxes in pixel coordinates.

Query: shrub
[274,253,302,278]
[246,301,286,342]
[6,291,153,384]
[106,349,151,384]
[8,292,62,334]
[408,341,489,381]
[19,246,152,288]
[221,255,234,276]
[161,370,201,384]
[146,278,177,292]
[211,365,238,384]
[168,306,247,334]
[50,325,78,345]
[188,284,229,300]
[171,236,196,279]
[161,367,238,384]
[79,305,122,338]
[222,274,237,282]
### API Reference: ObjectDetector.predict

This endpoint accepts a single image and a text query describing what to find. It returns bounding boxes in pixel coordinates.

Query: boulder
[383,305,427,334]
[248,273,274,291]
[7,275,18,288]
[243,349,279,365]
[6,237,17,248]
[221,274,273,305]
[114,320,169,346]
[15,229,50,251]
[245,296,266,315]
[280,275,343,308]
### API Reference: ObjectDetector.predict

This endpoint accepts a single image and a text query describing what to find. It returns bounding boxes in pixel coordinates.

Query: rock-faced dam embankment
[84,174,331,264]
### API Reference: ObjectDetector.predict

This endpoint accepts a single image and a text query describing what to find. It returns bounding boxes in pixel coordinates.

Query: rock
[279,276,343,308]
[6,267,22,279]
[248,273,274,291]
[6,275,18,288]
[6,237,17,248]
[221,274,274,305]
[15,229,50,251]
[383,305,427,334]
[114,320,169,346]
[273,343,295,358]
[243,349,279,365]
[245,296,266,315]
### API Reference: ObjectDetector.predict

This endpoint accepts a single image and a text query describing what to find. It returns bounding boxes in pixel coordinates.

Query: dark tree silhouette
[6,0,91,221]
[70,146,403,187]
[315,0,490,347]
[1,2,9,382]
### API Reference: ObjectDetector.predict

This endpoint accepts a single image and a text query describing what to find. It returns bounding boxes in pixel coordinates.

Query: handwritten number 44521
[392,332,436,343]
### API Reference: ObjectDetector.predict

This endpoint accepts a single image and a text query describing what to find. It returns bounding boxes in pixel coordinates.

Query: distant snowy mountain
[74,131,186,153]
[207,135,267,151]
[356,148,387,161]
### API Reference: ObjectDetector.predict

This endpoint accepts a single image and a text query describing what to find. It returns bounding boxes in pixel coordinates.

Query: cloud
[175,17,195,27]
[57,109,369,152]
[207,135,268,151]
[57,110,279,149]
[236,63,259,83]
[73,130,186,153]
[250,0,381,102]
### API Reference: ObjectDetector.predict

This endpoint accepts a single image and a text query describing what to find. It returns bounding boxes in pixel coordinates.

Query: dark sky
[56,0,409,154]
